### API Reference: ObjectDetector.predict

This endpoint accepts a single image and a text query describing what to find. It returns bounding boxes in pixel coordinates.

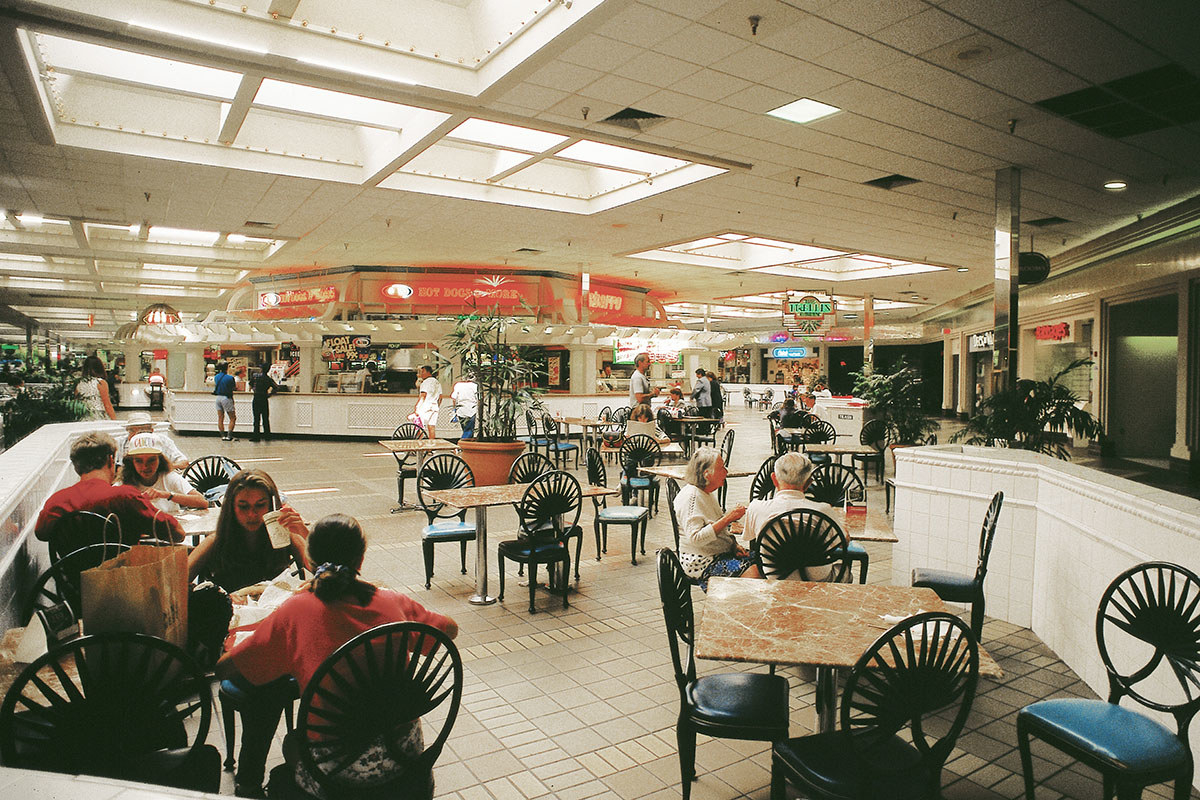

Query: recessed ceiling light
[767,98,842,125]
[1103,180,1128,191]
[844,314,858,319]
[957,267,969,272]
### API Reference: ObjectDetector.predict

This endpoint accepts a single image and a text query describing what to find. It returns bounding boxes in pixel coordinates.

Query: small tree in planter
[951,358,1101,460]
[443,299,545,484]
[2,375,89,448]
[851,360,940,445]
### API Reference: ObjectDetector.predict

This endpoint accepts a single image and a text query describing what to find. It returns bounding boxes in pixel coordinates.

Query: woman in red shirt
[216,514,457,798]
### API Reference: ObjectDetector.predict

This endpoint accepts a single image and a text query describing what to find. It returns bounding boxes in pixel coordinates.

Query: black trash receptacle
[148,384,164,410]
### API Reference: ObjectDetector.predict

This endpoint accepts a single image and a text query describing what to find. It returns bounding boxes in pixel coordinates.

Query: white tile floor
[169,406,1196,800]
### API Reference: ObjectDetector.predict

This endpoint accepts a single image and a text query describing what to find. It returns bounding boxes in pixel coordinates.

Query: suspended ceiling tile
[873,7,976,55]
[819,0,930,36]
[525,60,606,94]
[577,73,659,107]
[654,23,751,67]
[612,50,701,86]
[559,35,646,73]
[596,4,692,49]
[669,68,753,102]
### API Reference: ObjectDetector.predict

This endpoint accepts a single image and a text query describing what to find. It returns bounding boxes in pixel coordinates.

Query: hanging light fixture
[140,303,181,325]
[114,322,139,340]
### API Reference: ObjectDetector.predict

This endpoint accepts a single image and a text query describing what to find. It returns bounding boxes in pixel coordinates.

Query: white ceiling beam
[486,136,578,184]
[361,115,465,188]
[267,1,303,21]
[218,72,263,145]
[69,220,90,250]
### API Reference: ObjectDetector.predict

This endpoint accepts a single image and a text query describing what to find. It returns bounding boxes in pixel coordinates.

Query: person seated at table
[768,399,807,446]
[188,469,309,591]
[673,447,759,590]
[35,431,184,549]
[117,433,208,515]
[740,453,834,550]
[625,403,669,443]
[118,411,190,471]
[660,388,686,439]
[216,513,458,798]
[812,382,833,399]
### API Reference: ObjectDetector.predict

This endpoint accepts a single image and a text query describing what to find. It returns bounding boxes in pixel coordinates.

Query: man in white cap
[118,411,189,471]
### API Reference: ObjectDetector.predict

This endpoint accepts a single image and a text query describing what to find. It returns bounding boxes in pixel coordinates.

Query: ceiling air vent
[514,248,543,255]
[242,220,277,229]
[599,107,668,133]
[863,174,920,190]
[1035,64,1200,138]
[1024,216,1070,227]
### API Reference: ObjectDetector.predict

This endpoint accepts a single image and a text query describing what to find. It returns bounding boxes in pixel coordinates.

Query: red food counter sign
[1035,322,1070,341]
[259,286,338,309]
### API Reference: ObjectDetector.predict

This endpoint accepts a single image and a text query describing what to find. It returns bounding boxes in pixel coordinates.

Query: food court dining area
[1,398,1197,800]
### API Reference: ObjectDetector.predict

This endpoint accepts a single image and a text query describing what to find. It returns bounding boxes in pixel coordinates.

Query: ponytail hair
[306,513,375,605]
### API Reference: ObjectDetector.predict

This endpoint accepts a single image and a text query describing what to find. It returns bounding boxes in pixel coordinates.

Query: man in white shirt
[813,382,833,399]
[450,379,477,439]
[628,353,659,407]
[740,452,834,550]
[414,365,442,439]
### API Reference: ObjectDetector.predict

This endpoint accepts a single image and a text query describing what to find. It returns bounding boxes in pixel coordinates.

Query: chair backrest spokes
[802,420,836,445]
[975,491,1003,583]
[1096,562,1200,730]
[666,478,683,551]
[294,622,463,796]
[620,434,661,477]
[49,511,123,561]
[517,471,582,539]
[0,632,212,776]
[390,423,427,467]
[755,509,850,582]
[806,464,866,507]
[719,428,735,465]
[860,418,889,450]
[585,448,607,488]
[598,406,611,421]
[24,542,132,624]
[417,454,474,521]
[750,456,778,502]
[508,452,555,484]
[842,612,979,792]
[182,455,241,495]
[656,549,697,690]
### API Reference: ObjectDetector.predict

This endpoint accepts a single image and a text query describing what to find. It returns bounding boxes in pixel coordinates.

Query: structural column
[958,331,972,418]
[942,332,955,415]
[862,294,874,374]
[181,344,205,391]
[994,167,1020,394]
[570,346,597,394]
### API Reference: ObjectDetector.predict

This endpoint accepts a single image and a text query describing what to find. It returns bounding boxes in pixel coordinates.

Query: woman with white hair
[673,446,758,589]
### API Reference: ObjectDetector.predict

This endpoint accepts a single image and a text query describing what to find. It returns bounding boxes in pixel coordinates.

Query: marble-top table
[697,577,1001,731]
[559,416,611,451]
[377,438,459,510]
[426,481,617,606]
[600,441,684,457]
[638,465,754,481]
[174,507,310,539]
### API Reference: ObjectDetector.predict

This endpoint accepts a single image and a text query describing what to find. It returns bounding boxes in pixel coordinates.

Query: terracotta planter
[458,439,527,486]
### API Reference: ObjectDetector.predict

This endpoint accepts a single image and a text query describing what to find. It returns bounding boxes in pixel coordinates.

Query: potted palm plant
[951,358,1101,460]
[851,360,940,446]
[443,300,545,485]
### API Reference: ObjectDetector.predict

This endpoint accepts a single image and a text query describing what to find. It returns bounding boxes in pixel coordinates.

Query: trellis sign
[784,292,836,336]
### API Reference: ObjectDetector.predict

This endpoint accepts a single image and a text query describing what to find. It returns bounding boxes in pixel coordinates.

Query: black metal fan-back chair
[388,423,426,511]
[541,415,580,469]
[47,510,126,562]
[416,454,477,590]
[267,622,463,800]
[498,471,584,613]
[806,464,870,583]
[771,612,980,800]
[749,455,779,503]
[1017,562,1200,800]
[715,428,736,508]
[23,542,132,626]
[754,509,852,583]
[0,632,221,793]
[586,448,650,565]
[657,549,790,800]
[851,418,889,484]
[619,434,662,513]
[182,455,241,505]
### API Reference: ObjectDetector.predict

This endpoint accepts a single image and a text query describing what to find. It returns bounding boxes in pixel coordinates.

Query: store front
[1107,295,1178,461]
[967,329,994,415]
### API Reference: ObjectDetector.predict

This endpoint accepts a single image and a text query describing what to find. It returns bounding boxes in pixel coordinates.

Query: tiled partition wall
[0,421,125,632]
[893,445,1200,789]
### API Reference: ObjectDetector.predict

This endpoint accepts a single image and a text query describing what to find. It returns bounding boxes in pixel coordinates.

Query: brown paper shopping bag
[81,544,189,648]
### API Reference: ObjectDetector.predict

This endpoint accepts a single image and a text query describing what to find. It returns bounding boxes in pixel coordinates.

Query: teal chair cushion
[422,520,476,541]
[912,567,976,602]
[1019,699,1187,774]
[598,506,650,522]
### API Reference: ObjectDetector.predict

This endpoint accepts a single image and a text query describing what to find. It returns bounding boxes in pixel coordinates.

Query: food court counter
[892,444,1200,789]
[166,391,653,438]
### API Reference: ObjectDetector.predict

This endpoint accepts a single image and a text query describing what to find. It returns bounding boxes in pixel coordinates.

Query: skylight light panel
[37,33,242,100]
[254,80,418,129]
[147,226,220,246]
[767,98,842,125]
[557,140,687,174]
[853,254,907,265]
[143,263,200,273]
[677,238,729,251]
[717,233,748,240]
[447,119,568,152]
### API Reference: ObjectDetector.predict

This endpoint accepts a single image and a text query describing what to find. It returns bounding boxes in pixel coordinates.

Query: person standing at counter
[813,382,833,399]
[691,368,712,418]
[213,361,238,441]
[629,352,659,407]
[357,362,376,393]
[414,365,442,439]
[250,366,278,442]
[707,370,724,420]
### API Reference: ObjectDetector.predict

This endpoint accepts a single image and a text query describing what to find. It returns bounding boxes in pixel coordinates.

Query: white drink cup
[262,510,290,549]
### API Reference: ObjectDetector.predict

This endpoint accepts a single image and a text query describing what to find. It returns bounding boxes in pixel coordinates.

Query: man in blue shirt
[213,361,238,441]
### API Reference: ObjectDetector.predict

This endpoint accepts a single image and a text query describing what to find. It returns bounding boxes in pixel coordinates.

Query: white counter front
[812,398,868,441]
[892,445,1200,788]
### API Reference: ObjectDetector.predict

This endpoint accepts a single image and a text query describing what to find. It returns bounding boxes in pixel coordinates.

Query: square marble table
[426,481,617,605]
[696,578,1002,731]
[377,438,460,510]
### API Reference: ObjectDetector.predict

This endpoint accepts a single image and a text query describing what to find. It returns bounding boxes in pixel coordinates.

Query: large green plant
[442,304,545,442]
[850,361,940,445]
[2,375,89,447]
[951,358,1101,460]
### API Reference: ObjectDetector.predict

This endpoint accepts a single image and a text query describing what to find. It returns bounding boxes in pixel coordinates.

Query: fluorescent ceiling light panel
[147,226,220,246]
[447,118,568,152]
[767,98,842,124]
[556,140,686,174]
[37,33,242,99]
